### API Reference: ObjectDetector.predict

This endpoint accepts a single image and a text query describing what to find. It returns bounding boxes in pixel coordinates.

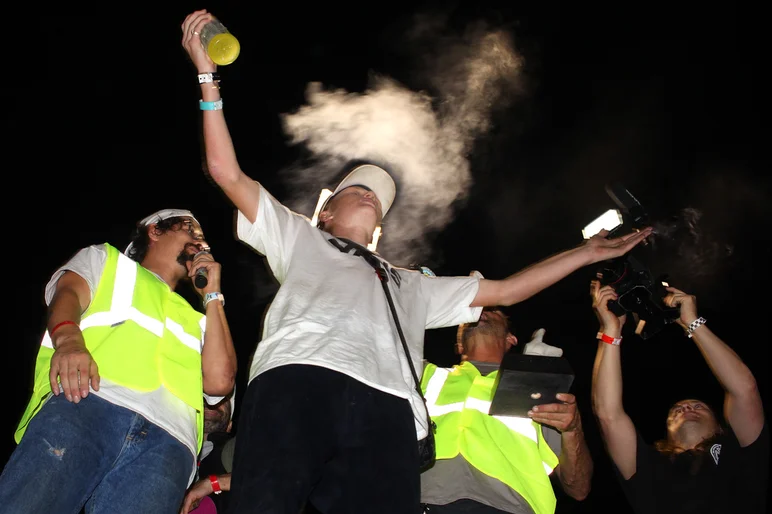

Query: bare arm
[188,252,237,396]
[590,281,638,479]
[200,299,237,396]
[47,271,100,403]
[664,288,764,446]
[179,473,232,514]
[472,228,652,308]
[529,394,593,500]
[182,10,261,223]
[555,426,593,501]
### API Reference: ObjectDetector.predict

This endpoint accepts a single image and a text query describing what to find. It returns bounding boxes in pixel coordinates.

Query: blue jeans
[0,393,194,514]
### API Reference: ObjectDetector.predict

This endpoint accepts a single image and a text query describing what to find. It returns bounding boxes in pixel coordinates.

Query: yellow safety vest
[16,243,206,451]
[422,361,559,514]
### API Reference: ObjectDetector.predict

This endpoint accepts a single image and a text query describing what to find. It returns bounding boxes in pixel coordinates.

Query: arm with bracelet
[186,248,236,397]
[47,270,100,404]
[663,287,764,447]
[181,9,262,225]
[589,280,639,479]
[179,473,232,513]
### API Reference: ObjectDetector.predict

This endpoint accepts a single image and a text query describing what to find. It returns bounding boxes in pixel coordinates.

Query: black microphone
[193,248,210,288]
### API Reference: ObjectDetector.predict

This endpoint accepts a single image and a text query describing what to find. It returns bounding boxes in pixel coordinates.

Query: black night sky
[10,2,769,511]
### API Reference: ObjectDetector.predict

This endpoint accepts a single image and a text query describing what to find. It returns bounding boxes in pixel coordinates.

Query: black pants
[227,364,421,514]
[423,500,512,513]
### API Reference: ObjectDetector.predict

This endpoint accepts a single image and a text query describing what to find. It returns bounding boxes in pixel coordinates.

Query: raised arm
[472,228,652,308]
[188,250,237,396]
[590,281,638,479]
[181,10,261,223]
[663,287,764,446]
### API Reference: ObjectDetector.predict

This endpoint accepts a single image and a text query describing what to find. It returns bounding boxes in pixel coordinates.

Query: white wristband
[198,72,221,84]
[204,292,225,308]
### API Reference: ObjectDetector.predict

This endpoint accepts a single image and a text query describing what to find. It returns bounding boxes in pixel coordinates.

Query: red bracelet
[50,320,78,337]
[209,475,222,495]
[597,331,622,346]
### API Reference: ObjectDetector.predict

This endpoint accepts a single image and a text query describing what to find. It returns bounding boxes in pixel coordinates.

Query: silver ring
[192,31,199,36]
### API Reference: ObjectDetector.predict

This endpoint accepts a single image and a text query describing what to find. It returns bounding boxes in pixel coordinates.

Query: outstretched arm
[664,287,764,446]
[590,281,638,479]
[472,228,652,307]
[181,10,261,223]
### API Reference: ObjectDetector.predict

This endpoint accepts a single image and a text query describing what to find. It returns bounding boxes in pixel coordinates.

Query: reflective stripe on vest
[41,251,202,354]
[423,363,559,514]
[20,244,205,452]
[425,367,540,444]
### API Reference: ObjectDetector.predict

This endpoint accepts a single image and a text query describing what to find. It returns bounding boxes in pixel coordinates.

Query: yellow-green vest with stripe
[421,361,559,514]
[16,243,206,452]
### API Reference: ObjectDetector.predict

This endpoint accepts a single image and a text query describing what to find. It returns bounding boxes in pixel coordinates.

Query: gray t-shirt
[420,361,562,513]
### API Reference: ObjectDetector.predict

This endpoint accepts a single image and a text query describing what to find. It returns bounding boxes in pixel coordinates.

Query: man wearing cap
[181,9,651,513]
[0,209,238,514]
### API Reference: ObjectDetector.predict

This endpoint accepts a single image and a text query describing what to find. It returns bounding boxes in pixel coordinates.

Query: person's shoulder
[723,419,769,449]
[62,243,110,263]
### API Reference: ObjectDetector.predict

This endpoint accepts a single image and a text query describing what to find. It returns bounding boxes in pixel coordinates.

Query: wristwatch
[203,292,225,308]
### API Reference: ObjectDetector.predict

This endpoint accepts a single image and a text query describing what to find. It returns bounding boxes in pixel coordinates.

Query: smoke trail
[645,207,734,291]
[279,14,524,265]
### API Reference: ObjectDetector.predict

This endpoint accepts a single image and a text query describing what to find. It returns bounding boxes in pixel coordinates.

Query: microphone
[193,248,211,288]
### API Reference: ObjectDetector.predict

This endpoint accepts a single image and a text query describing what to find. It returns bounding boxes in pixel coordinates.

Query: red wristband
[597,331,622,346]
[50,320,78,337]
[209,474,222,495]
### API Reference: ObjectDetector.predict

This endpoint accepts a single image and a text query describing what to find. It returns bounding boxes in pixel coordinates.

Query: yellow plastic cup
[200,18,240,66]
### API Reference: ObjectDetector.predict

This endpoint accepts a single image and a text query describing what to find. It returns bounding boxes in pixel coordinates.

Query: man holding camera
[590,280,768,513]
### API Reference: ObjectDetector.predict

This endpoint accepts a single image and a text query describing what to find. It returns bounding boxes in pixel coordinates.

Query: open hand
[584,227,653,264]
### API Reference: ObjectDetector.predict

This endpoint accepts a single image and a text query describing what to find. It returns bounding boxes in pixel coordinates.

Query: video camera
[583,183,680,340]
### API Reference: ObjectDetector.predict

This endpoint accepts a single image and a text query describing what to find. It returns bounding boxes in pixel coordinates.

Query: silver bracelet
[686,316,707,338]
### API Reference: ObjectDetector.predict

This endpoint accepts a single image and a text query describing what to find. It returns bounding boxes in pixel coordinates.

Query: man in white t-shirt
[0,209,237,514]
[181,9,653,513]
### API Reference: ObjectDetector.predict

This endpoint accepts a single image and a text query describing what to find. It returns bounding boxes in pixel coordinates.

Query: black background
[9,2,769,512]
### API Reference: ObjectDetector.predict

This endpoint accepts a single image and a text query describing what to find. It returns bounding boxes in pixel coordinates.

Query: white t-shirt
[45,244,220,484]
[237,185,482,438]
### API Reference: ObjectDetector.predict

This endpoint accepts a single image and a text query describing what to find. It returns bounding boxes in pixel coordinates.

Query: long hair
[653,430,723,456]
[653,430,723,475]
[654,401,724,473]
[126,216,188,263]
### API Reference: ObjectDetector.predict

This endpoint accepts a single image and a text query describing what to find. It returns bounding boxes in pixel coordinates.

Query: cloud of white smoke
[278,14,525,265]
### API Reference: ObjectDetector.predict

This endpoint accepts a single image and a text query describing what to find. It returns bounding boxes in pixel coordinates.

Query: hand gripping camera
[584,183,680,340]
